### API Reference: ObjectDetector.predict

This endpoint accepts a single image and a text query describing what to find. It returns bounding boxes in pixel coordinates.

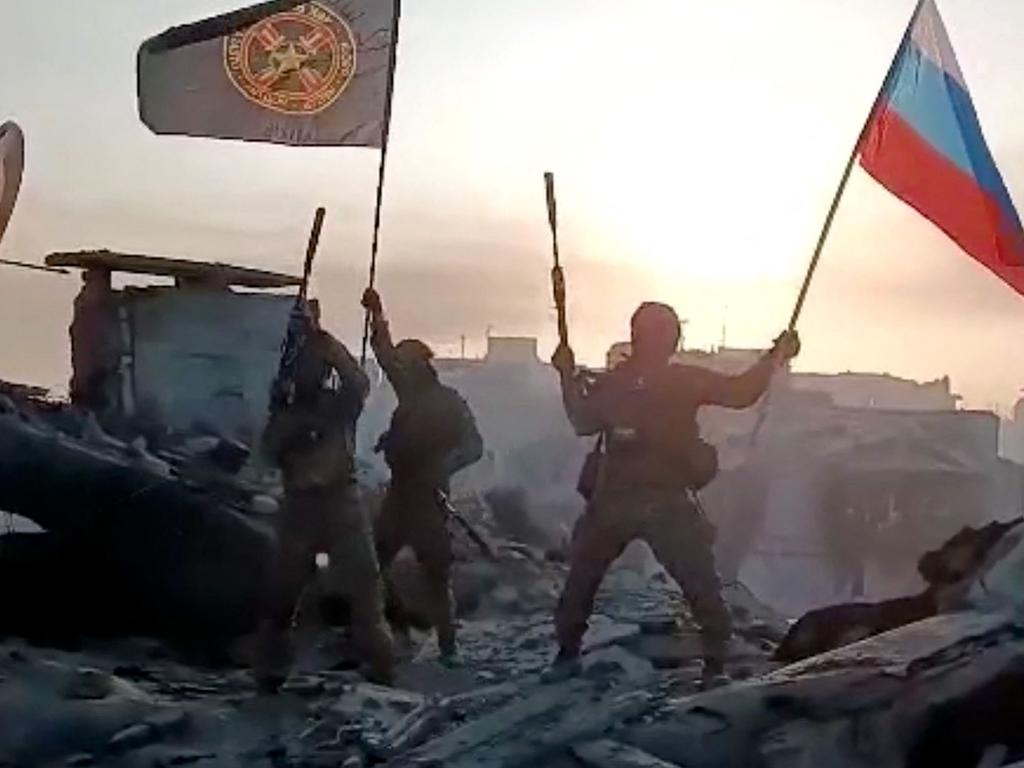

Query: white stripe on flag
[910,0,967,90]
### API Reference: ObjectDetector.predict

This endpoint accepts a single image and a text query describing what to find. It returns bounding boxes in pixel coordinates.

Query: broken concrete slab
[721,581,790,642]
[368,699,453,760]
[582,647,655,687]
[776,518,1024,664]
[396,678,595,766]
[583,615,643,652]
[620,633,703,670]
[622,611,1024,768]
[401,687,653,768]
[394,661,481,697]
[774,593,937,663]
[571,739,683,767]
[964,524,1024,613]
[331,683,427,725]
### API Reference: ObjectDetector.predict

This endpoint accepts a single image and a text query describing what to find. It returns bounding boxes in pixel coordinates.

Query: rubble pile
[775,517,1024,662]
[0,513,787,767]
[2,515,1024,766]
[0,391,276,646]
[3,390,1024,766]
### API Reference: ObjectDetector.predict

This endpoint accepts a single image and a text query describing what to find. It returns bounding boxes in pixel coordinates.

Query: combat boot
[541,648,582,684]
[698,657,730,691]
[253,622,295,695]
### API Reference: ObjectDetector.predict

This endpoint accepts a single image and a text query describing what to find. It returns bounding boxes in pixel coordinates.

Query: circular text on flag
[224,3,356,116]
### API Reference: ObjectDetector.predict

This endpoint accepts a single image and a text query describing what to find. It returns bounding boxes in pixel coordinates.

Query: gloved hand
[361,287,383,316]
[771,330,801,362]
[551,342,576,376]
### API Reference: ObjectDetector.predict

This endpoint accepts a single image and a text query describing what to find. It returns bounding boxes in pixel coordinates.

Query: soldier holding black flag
[362,287,483,666]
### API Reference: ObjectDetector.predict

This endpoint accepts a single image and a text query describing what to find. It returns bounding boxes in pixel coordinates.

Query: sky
[3,0,1024,411]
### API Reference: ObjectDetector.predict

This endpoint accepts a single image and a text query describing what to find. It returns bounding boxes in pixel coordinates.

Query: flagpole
[788,0,924,330]
[749,0,924,449]
[361,0,403,364]
[0,259,69,276]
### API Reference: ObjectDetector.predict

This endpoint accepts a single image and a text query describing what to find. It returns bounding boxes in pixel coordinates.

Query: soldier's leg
[374,486,413,635]
[255,492,318,691]
[407,492,457,658]
[554,499,631,656]
[326,483,395,684]
[643,494,733,674]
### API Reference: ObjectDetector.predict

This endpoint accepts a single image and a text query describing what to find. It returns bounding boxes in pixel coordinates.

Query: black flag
[138,1,397,147]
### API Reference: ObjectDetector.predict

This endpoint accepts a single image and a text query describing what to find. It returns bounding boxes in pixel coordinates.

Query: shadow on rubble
[775,517,1023,663]
[907,656,1024,768]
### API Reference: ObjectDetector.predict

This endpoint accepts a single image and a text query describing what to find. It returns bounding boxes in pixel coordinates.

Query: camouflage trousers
[258,481,394,686]
[375,479,456,656]
[555,485,732,665]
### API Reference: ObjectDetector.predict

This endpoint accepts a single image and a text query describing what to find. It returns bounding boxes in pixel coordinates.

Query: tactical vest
[382,383,476,481]
[595,364,718,491]
[275,338,362,490]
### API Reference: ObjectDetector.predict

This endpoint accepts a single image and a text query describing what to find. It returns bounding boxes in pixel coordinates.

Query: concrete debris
[619,633,703,670]
[776,517,1024,663]
[624,612,1024,768]
[571,739,683,768]
[3,382,1024,768]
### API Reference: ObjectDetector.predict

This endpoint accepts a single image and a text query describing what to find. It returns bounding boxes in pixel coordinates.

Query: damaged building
[48,249,299,444]
[426,337,1024,616]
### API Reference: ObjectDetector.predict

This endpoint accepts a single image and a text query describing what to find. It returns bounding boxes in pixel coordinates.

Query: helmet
[630,302,681,357]
[394,338,435,365]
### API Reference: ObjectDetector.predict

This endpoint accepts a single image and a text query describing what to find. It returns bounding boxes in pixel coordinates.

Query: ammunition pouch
[599,429,719,492]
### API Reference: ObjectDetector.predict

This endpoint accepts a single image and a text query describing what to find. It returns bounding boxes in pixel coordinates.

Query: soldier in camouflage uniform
[362,288,484,664]
[255,308,394,692]
[550,302,799,688]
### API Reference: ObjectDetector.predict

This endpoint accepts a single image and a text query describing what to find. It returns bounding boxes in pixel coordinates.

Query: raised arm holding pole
[748,0,925,447]
[361,0,403,365]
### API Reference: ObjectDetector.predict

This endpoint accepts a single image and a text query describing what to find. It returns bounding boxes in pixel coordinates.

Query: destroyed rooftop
[46,250,303,289]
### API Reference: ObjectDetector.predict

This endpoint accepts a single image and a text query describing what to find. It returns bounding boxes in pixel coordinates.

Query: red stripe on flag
[861,105,1024,296]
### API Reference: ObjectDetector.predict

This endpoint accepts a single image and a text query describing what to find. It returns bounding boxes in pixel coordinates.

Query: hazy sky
[3,0,1024,410]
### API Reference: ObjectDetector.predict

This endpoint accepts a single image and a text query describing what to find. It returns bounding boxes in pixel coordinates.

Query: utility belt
[577,427,718,501]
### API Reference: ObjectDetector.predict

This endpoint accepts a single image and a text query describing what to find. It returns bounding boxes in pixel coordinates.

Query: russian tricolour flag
[860,0,1024,295]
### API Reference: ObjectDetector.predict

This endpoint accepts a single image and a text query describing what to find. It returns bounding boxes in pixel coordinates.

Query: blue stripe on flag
[886,42,1022,230]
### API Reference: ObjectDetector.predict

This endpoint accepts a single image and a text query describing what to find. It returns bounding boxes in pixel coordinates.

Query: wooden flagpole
[0,259,69,276]
[750,0,925,446]
[361,0,403,364]
[788,0,925,331]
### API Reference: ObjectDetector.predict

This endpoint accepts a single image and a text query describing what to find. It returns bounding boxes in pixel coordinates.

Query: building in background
[47,250,299,443]
[999,396,1024,465]
[789,372,959,411]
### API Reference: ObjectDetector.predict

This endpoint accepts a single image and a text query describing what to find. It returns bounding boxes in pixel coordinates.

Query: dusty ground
[9,515,1022,768]
[0,563,783,768]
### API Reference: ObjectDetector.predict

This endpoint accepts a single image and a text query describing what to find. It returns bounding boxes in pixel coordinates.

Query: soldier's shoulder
[316,328,344,348]
[438,383,473,409]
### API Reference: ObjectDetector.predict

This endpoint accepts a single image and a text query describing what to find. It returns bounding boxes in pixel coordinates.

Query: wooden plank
[46,250,302,289]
